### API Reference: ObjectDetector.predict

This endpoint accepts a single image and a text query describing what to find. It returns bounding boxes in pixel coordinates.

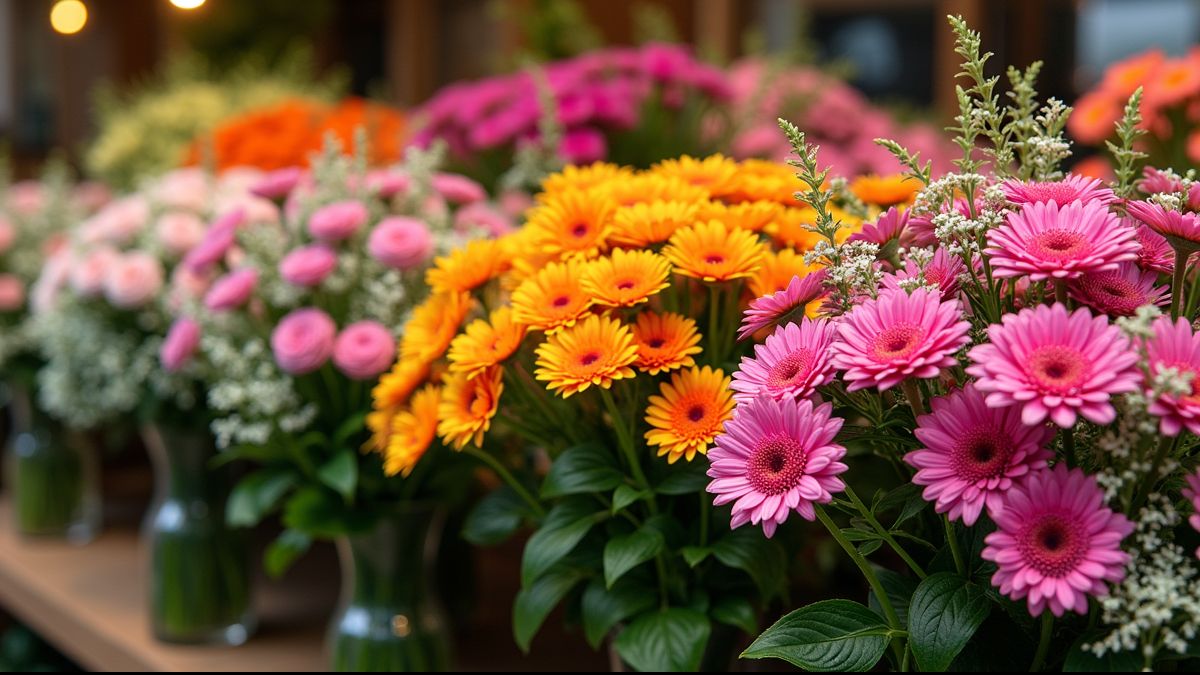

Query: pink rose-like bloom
[431,173,486,205]
[280,245,337,287]
[1127,199,1200,250]
[155,211,207,257]
[986,200,1138,281]
[308,200,369,242]
[1000,174,1117,206]
[0,217,15,254]
[271,307,337,375]
[167,265,213,311]
[151,168,209,212]
[184,208,245,273]
[160,318,201,372]
[69,246,120,296]
[731,317,838,404]
[364,169,411,198]
[1068,262,1168,317]
[1144,316,1200,436]
[738,271,828,341]
[831,287,971,392]
[204,268,258,311]
[332,321,397,380]
[7,181,45,216]
[251,167,304,200]
[94,196,151,245]
[455,202,514,237]
[707,395,847,538]
[103,251,164,309]
[967,303,1141,428]
[905,384,1053,526]
[0,274,25,311]
[1184,469,1200,558]
[981,465,1133,617]
[368,217,434,270]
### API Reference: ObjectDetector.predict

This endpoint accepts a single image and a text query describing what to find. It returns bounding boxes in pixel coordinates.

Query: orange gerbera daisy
[382,384,441,477]
[534,314,638,398]
[765,207,859,250]
[1100,50,1164,99]
[651,155,739,199]
[399,291,474,364]
[447,307,527,380]
[1145,57,1200,109]
[609,200,699,248]
[600,173,709,208]
[644,366,735,463]
[631,312,702,375]
[662,219,766,282]
[371,356,431,412]
[850,174,920,207]
[1067,91,1122,145]
[749,248,822,298]
[437,366,503,450]
[426,239,510,294]
[696,200,783,233]
[723,159,803,205]
[526,188,614,260]
[511,258,593,333]
[540,162,633,197]
[581,249,672,308]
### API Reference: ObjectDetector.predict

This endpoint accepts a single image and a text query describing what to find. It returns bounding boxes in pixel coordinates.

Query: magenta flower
[271,307,337,375]
[251,167,304,201]
[707,395,847,538]
[981,465,1133,617]
[308,200,369,242]
[881,248,966,300]
[905,384,1053,525]
[1135,223,1175,273]
[431,173,486,205]
[368,216,434,271]
[731,317,838,403]
[183,208,245,273]
[831,287,971,392]
[1127,199,1200,251]
[738,270,828,341]
[332,321,397,380]
[161,318,201,372]
[1139,166,1186,195]
[1184,469,1200,558]
[204,268,258,311]
[1144,316,1200,436]
[1000,174,1116,206]
[279,245,337,287]
[455,202,515,237]
[848,206,908,248]
[967,303,1141,427]
[364,169,411,198]
[986,200,1138,281]
[1068,262,1168,317]
[559,127,607,164]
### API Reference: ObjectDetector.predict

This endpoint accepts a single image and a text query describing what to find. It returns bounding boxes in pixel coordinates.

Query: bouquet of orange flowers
[365,155,915,669]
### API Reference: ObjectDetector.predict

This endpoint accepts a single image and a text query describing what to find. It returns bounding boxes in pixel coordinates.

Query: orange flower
[609,200,698,248]
[600,173,709,208]
[526,188,614,260]
[426,239,510,294]
[723,159,803,204]
[437,366,503,450]
[644,366,734,463]
[540,162,634,197]
[382,385,441,477]
[581,249,672,308]
[1100,50,1165,99]
[448,307,527,380]
[511,258,593,334]
[1068,91,1122,145]
[765,207,858,250]
[749,249,822,298]
[399,291,474,364]
[534,314,638,398]
[631,312,702,375]
[651,155,739,199]
[662,219,766,282]
[1145,57,1200,109]
[850,174,920,207]
[696,200,783,233]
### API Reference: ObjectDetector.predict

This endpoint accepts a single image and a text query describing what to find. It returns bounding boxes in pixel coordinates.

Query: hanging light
[168,0,206,9]
[50,0,88,35]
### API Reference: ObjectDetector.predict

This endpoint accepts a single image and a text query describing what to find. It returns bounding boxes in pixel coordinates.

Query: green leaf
[604,528,664,588]
[654,460,709,495]
[281,486,367,537]
[226,468,295,527]
[875,483,925,528]
[541,443,622,497]
[681,545,710,568]
[857,539,883,556]
[264,528,311,578]
[840,528,880,542]
[712,596,758,635]
[521,499,603,586]
[868,567,918,627]
[332,411,367,449]
[316,450,358,501]
[581,577,655,649]
[742,600,891,672]
[513,564,587,652]
[712,528,787,598]
[1063,633,1143,672]
[615,608,711,672]
[907,572,992,672]
[611,484,647,513]
[462,486,528,546]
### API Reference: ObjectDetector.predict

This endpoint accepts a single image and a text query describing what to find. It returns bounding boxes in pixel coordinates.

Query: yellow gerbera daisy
[644,365,735,463]
[540,162,633,197]
[534,314,638,398]
[382,384,441,477]
[662,219,766,282]
[447,307,528,380]
[399,291,474,364]
[526,188,614,260]
[581,249,672,308]
[511,258,593,334]
[600,173,709,208]
[724,159,804,205]
[426,239,510,294]
[437,366,503,450]
[749,248,822,298]
[651,154,739,199]
[696,200,783,233]
[609,200,699,248]
[850,174,920,207]
[631,312,702,375]
[765,207,860,250]
[371,357,431,412]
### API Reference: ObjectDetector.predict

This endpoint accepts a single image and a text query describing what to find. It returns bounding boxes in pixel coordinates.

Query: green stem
[1029,612,1054,672]
[463,447,545,519]
[1053,278,1069,308]
[601,387,650,492]
[944,516,966,577]
[1062,427,1076,468]
[698,493,710,548]
[1171,248,1189,319]
[845,486,927,579]
[901,378,926,418]
[1131,435,1177,514]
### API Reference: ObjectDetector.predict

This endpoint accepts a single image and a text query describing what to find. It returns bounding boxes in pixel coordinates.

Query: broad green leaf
[520,499,603,586]
[281,486,367,537]
[908,572,992,672]
[581,577,655,649]
[742,599,890,672]
[615,608,711,672]
[681,545,710,568]
[541,443,622,497]
[604,528,664,588]
[712,527,787,598]
[612,484,647,513]
[711,596,758,635]
[868,567,918,626]
[226,468,295,527]
[316,450,357,501]
[462,486,528,546]
[857,539,883,556]
[654,460,709,495]
[264,528,311,578]
[513,564,587,652]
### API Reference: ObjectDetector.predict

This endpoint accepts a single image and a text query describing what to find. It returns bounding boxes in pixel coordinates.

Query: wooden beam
[694,0,735,61]
[385,0,438,106]
[935,0,985,121]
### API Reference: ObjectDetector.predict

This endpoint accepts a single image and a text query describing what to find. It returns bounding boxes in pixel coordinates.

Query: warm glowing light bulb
[50,0,88,35]
[169,0,206,9]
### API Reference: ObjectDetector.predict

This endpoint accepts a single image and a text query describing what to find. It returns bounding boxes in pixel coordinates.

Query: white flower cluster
[1150,191,1184,212]
[1016,99,1073,181]
[805,239,881,306]
[1117,304,1163,340]
[202,332,316,448]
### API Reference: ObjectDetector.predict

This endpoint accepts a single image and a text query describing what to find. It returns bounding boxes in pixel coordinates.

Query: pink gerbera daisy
[1184,468,1200,558]
[848,207,908,248]
[986,200,1138,281]
[882,247,967,300]
[905,384,1054,525]
[981,465,1134,617]
[1068,262,1168,317]
[967,303,1141,428]
[731,317,838,403]
[1000,174,1117,206]
[1127,199,1200,251]
[707,395,847,538]
[738,270,828,341]
[1144,316,1200,436]
[1135,223,1175,273]
[1138,166,1186,195]
[831,287,971,392]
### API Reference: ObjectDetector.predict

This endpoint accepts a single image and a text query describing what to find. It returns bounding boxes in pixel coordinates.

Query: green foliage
[614,608,712,672]
[742,600,893,672]
[1106,88,1149,199]
[907,573,991,671]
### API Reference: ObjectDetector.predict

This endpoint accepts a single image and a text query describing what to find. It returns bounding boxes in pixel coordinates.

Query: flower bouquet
[723,17,1200,673]
[175,141,505,670]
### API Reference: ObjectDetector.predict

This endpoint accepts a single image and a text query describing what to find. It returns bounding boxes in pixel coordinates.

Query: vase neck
[142,424,221,503]
[338,507,442,607]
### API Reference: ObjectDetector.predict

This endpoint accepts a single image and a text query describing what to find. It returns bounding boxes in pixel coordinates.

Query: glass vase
[3,383,100,542]
[328,504,451,672]
[141,423,255,645]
